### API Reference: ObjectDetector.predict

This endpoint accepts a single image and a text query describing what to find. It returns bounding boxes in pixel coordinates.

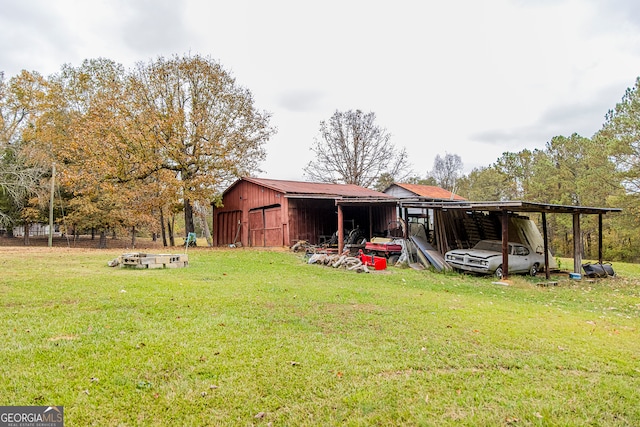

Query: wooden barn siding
[213,180,287,247]
[287,201,397,245]
[288,199,337,245]
[214,180,397,247]
[216,210,242,246]
[340,205,396,238]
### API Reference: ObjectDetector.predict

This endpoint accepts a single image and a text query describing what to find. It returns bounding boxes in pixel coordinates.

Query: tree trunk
[184,199,195,238]
[91,227,95,240]
[160,208,168,247]
[131,226,136,248]
[23,222,30,246]
[194,201,213,246]
[168,214,175,247]
[98,230,107,249]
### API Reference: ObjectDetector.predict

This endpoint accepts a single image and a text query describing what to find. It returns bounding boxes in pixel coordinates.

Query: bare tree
[304,109,409,188]
[429,153,463,191]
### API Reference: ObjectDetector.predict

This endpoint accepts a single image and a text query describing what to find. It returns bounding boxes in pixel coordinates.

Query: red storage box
[359,251,387,270]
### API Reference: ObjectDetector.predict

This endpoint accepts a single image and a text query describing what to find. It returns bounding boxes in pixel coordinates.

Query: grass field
[1,247,639,426]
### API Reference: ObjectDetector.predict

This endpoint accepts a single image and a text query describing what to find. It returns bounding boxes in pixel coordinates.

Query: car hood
[447,249,503,259]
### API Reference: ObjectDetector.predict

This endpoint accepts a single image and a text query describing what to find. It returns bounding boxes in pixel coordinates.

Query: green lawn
[1,248,639,426]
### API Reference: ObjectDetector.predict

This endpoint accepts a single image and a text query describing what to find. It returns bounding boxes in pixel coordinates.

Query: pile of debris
[108,252,189,269]
[307,253,370,273]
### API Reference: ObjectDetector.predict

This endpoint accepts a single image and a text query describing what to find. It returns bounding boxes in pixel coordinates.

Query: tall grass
[1,248,639,426]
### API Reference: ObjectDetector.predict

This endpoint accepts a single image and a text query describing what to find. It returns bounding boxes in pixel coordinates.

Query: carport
[397,200,621,279]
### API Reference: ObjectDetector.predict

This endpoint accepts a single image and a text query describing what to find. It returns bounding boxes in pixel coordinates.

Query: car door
[508,244,530,273]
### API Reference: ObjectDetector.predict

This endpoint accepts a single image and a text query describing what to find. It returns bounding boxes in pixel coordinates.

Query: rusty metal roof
[398,200,621,215]
[239,177,393,199]
[391,183,466,200]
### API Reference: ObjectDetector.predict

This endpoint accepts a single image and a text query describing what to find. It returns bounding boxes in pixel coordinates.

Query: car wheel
[529,263,539,277]
[494,266,504,279]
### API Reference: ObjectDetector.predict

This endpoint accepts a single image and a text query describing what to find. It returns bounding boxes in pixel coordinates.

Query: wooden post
[542,212,550,280]
[338,204,344,254]
[598,214,603,264]
[501,210,509,279]
[573,212,581,274]
[403,207,409,240]
[369,206,373,241]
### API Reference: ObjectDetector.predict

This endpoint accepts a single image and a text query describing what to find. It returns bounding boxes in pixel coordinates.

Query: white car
[444,240,544,278]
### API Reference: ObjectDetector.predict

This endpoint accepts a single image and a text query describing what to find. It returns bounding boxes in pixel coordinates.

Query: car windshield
[473,241,502,252]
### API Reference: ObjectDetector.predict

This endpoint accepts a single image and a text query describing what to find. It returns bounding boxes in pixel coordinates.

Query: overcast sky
[2,0,640,181]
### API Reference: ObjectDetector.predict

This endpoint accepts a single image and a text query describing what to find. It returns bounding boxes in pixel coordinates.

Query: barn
[212,177,397,248]
[383,183,466,201]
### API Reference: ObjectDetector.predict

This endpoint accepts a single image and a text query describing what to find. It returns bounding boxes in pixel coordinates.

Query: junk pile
[307,253,370,273]
[108,253,189,269]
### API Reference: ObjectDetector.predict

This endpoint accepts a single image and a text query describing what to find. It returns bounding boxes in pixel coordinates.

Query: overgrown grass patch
[1,247,639,425]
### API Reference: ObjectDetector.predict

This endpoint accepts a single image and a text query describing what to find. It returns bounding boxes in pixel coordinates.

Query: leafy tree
[456,166,510,201]
[129,54,275,237]
[428,153,462,191]
[405,175,437,186]
[491,149,537,200]
[373,172,396,192]
[0,71,48,231]
[594,78,640,260]
[304,109,409,188]
[597,76,640,194]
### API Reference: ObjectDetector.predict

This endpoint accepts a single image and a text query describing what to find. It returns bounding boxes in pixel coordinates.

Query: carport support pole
[369,206,373,241]
[598,214,603,264]
[338,203,344,254]
[573,212,582,274]
[542,212,550,280]
[501,210,509,279]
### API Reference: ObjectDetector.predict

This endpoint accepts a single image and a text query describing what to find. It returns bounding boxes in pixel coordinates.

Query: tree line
[0,55,274,247]
[2,54,640,259]
[301,82,640,262]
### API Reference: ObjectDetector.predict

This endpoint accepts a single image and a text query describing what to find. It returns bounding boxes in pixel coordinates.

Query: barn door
[216,210,242,246]
[249,206,282,247]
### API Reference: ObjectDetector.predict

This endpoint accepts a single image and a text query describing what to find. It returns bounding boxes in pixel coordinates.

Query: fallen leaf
[534,412,543,419]
[254,412,265,419]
